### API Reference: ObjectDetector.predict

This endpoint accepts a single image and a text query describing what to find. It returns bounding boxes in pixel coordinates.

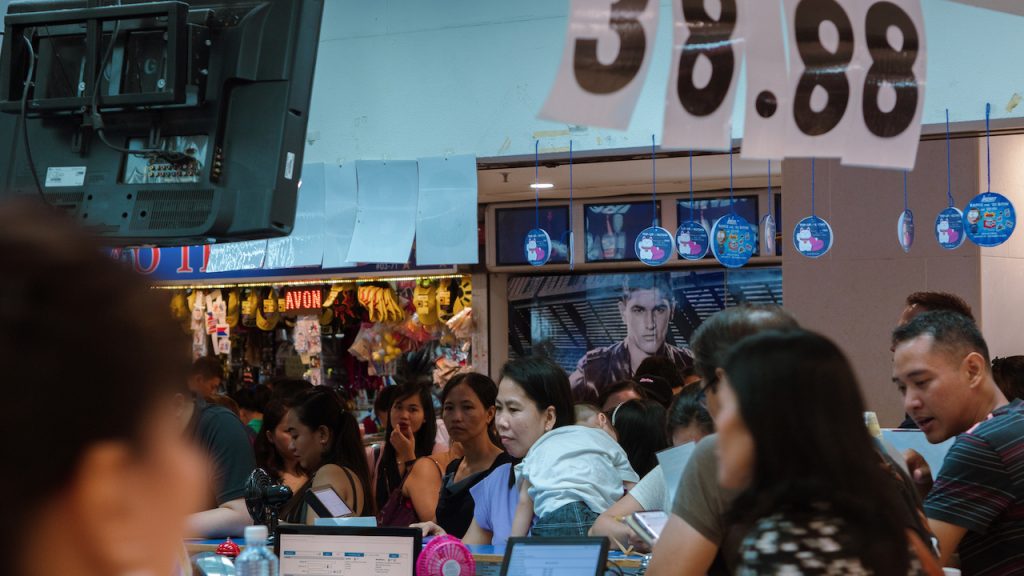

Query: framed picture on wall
[584,201,661,263]
[495,206,570,266]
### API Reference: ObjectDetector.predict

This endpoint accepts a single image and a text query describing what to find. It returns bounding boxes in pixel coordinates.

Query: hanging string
[985,102,992,193]
[945,109,954,208]
[534,140,540,230]
[651,134,657,226]
[729,147,735,214]
[569,140,575,270]
[811,158,816,218]
[903,170,909,213]
[688,150,695,222]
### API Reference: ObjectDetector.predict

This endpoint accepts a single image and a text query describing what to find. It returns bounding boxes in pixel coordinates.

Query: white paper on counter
[347,161,419,264]
[416,155,479,265]
[323,163,359,269]
[656,441,697,508]
[265,162,326,269]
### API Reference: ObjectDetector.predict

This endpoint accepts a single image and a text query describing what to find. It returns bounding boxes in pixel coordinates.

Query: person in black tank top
[280,387,373,522]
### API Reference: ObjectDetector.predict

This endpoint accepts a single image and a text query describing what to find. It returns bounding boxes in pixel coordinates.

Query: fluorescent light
[530,183,554,189]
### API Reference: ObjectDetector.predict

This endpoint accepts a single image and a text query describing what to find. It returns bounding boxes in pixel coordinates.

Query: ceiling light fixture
[529,183,554,189]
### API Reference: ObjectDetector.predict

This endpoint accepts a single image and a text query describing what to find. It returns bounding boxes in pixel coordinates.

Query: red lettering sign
[133,248,161,275]
[285,288,323,312]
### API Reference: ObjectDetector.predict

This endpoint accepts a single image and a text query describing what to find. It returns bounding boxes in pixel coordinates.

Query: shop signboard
[115,246,454,283]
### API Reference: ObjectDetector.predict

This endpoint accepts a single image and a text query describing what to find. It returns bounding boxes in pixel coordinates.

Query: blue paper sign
[792,216,834,259]
[676,220,710,260]
[711,215,755,268]
[935,207,965,250]
[524,228,552,266]
[964,192,1015,248]
[761,213,776,256]
[635,226,673,266]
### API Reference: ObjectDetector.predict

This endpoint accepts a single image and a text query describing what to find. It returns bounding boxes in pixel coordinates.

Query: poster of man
[506,268,783,402]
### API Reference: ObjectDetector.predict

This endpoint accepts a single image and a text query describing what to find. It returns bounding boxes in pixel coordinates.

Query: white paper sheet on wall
[346,161,419,264]
[322,163,359,269]
[265,162,326,269]
[205,239,268,272]
[656,441,697,508]
[881,429,956,481]
[415,155,478,265]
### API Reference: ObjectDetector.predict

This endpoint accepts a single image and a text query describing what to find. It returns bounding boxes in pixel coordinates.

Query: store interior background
[290,0,1024,426]
[4,0,1015,425]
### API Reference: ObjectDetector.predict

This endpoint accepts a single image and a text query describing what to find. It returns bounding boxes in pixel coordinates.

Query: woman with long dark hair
[253,398,308,494]
[717,330,938,575]
[607,398,668,478]
[375,380,442,526]
[432,372,513,537]
[280,387,373,522]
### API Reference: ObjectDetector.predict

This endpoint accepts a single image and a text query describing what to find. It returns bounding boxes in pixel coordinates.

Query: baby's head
[574,402,617,439]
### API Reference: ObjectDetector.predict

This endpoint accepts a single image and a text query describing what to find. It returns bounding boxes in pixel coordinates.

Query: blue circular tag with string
[898,210,914,253]
[711,215,755,268]
[635,226,673,266]
[964,192,1015,247]
[792,216,834,258]
[761,213,776,256]
[676,220,709,260]
[935,207,965,250]
[524,228,551,266]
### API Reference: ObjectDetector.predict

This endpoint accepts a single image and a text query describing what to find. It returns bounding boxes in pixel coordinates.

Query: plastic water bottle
[236,525,278,576]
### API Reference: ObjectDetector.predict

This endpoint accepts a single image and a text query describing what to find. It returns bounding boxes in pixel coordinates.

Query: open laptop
[275,526,421,576]
[500,537,610,576]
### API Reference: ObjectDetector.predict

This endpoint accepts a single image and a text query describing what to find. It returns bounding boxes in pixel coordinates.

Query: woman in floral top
[715,330,941,576]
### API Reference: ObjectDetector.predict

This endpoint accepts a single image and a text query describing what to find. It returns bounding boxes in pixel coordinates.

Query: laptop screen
[276,527,420,576]
[501,537,609,576]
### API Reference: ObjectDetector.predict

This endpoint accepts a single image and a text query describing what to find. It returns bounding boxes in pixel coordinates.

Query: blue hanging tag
[898,210,914,253]
[676,220,710,260]
[635,226,673,266]
[711,214,755,268]
[761,213,776,255]
[792,216,834,258]
[964,193,1015,248]
[524,228,551,266]
[935,207,965,250]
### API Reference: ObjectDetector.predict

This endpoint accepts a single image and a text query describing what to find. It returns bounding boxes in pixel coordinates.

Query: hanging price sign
[662,0,744,150]
[539,0,659,129]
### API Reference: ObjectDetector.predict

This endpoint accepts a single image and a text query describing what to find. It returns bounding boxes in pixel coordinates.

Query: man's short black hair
[622,273,674,304]
[190,356,224,381]
[892,310,989,364]
[905,291,974,321]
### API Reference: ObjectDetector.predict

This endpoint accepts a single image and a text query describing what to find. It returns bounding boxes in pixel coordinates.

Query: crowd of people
[7,203,1024,576]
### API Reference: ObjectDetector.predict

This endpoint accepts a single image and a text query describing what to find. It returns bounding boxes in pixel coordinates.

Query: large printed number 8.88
[792,0,919,138]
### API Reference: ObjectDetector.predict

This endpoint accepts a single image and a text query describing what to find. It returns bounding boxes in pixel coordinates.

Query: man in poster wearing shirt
[569,273,693,402]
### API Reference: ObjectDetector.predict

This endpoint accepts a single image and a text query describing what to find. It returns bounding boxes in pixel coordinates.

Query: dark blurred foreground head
[0,202,205,576]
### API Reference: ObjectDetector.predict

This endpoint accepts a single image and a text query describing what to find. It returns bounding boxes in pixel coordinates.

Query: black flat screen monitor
[0,0,324,246]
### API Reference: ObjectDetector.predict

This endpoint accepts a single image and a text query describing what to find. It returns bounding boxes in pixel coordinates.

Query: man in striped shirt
[892,311,1024,574]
